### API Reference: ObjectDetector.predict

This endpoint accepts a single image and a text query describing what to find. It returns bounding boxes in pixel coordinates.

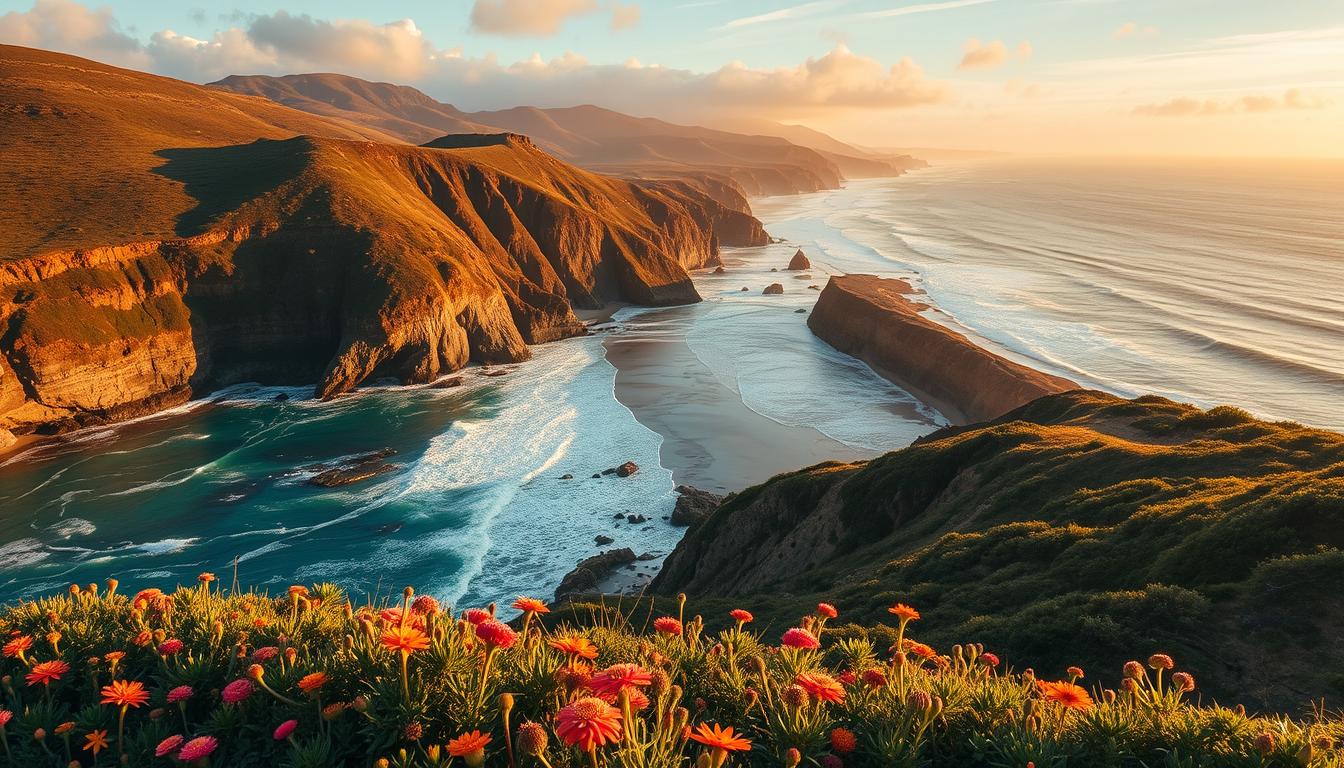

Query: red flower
[729,609,754,624]
[589,663,653,697]
[273,720,298,740]
[475,619,518,650]
[155,735,183,758]
[830,727,858,755]
[177,736,219,761]
[689,723,752,752]
[512,596,549,614]
[794,672,846,704]
[862,668,888,687]
[981,653,1001,668]
[462,608,492,625]
[167,685,194,703]
[817,602,838,619]
[781,628,820,650]
[1038,680,1093,711]
[448,730,492,760]
[555,697,622,751]
[25,660,70,686]
[222,679,254,704]
[411,595,441,615]
[2,635,32,658]
[653,617,683,636]
[158,639,184,656]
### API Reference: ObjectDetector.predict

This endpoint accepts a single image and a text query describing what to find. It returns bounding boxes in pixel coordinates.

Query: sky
[1,0,1342,157]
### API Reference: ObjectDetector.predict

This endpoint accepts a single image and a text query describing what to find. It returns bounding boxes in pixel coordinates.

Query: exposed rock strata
[807,275,1078,423]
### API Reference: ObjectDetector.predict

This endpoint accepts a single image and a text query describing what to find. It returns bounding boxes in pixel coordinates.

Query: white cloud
[1133,89,1332,117]
[0,0,148,69]
[958,38,1031,71]
[1114,21,1157,38]
[468,0,639,37]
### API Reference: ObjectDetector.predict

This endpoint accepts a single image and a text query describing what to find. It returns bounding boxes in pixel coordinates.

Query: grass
[3,581,1342,767]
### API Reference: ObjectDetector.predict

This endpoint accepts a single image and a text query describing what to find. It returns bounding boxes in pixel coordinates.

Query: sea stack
[763,283,784,295]
[788,249,811,270]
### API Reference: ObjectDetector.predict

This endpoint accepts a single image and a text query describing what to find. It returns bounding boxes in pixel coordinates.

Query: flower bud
[785,748,802,768]
[1147,653,1174,671]
[516,722,548,756]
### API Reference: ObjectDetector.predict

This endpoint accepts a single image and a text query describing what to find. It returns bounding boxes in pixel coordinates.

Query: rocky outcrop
[307,449,399,488]
[0,47,769,437]
[807,275,1078,423]
[670,485,723,527]
[555,548,637,602]
[763,284,784,295]
[787,249,810,270]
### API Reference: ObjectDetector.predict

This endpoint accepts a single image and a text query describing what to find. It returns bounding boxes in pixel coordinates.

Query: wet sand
[602,304,877,495]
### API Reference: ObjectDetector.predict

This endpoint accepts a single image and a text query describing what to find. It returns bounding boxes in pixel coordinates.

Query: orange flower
[653,617,683,636]
[380,625,431,654]
[689,723,752,752]
[830,727,858,755]
[101,679,151,708]
[1038,680,1094,711]
[83,729,109,755]
[729,609,754,625]
[888,603,921,622]
[298,672,329,694]
[25,659,70,687]
[555,697,622,751]
[548,635,599,660]
[2,635,32,658]
[903,640,938,661]
[512,596,549,614]
[589,663,652,698]
[794,672,846,704]
[447,729,492,759]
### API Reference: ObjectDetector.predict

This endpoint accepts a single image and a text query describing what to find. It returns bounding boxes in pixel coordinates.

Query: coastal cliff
[807,274,1079,423]
[0,46,766,438]
[651,390,1344,708]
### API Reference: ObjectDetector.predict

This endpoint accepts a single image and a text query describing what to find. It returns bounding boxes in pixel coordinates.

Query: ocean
[3,157,1340,605]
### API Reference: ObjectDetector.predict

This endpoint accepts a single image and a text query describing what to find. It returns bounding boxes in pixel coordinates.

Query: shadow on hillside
[151,139,310,237]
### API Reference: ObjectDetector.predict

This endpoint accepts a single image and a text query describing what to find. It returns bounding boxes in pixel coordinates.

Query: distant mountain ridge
[210,73,925,196]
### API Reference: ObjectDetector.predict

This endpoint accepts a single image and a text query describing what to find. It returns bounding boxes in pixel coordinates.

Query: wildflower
[447,730,492,767]
[83,730,109,756]
[274,720,298,740]
[838,670,857,686]
[821,756,843,768]
[404,722,424,741]
[1172,672,1196,692]
[56,722,75,735]
[1123,660,1145,679]
[730,609,754,625]
[1254,732,1276,754]
[2,635,32,660]
[251,646,280,662]
[158,639,185,656]
[1148,653,1175,670]
[1038,681,1093,711]
[781,684,810,709]
[862,668,888,688]
[548,635,599,660]
[103,651,125,665]
[781,628,821,650]
[475,619,518,650]
[556,663,594,691]
[222,678,254,704]
[516,721,549,756]
[907,690,933,711]
[0,710,11,727]
[888,603,921,622]
[904,640,938,661]
[411,595,440,615]
[198,572,215,583]
[817,603,838,619]
[690,723,752,766]
[785,748,802,768]
[381,625,431,654]
[462,608,492,625]
[101,680,150,708]
[795,672,846,704]
[512,596,549,614]
[589,663,653,697]
[323,702,346,720]
[155,735,184,758]
[177,735,219,762]
[1067,665,1084,678]
[981,652,1001,668]
[555,697,623,751]
[25,659,71,686]
[298,671,329,694]
[830,727,857,755]
[133,630,152,647]
[167,685,194,703]
[653,617,683,636]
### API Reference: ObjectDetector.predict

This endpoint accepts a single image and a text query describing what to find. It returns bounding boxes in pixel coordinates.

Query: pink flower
[273,720,298,740]
[653,617,683,636]
[251,646,279,662]
[0,709,12,727]
[475,619,518,650]
[411,595,441,615]
[817,603,838,619]
[221,678,253,704]
[981,653,1001,668]
[781,628,821,650]
[158,638,185,655]
[862,668,888,688]
[177,735,219,761]
[155,735,184,757]
[167,685,195,703]
[462,608,492,625]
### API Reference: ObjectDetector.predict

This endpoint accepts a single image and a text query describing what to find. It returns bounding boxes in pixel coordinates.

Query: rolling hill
[0,45,765,440]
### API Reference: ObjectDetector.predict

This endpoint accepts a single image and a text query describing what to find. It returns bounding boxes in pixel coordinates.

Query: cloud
[1133,89,1331,117]
[1114,21,1157,38]
[468,0,638,36]
[0,0,148,69]
[716,1,833,31]
[958,38,1031,70]
[855,0,996,19]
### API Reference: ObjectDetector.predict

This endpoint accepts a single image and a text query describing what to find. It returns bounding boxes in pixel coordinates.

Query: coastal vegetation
[3,581,1340,767]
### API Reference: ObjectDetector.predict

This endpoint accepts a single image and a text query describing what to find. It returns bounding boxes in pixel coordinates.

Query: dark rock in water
[636,552,659,561]
[808,285,821,290]
[795,308,807,314]
[431,376,464,389]
[378,522,404,535]
[595,534,615,545]
[480,368,510,377]
[672,484,724,527]
[273,392,290,402]
[616,461,639,477]
[592,473,602,478]
[770,268,778,272]
[614,513,626,519]
[788,249,811,270]
[713,266,726,274]
[627,514,648,523]
[740,287,749,292]
[763,283,784,295]
[560,473,574,480]
[308,448,400,488]
[794,274,813,280]
[555,547,636,602]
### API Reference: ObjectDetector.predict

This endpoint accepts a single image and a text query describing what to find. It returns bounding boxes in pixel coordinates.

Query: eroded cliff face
[807,275,1079,424]
[0,134,762,436]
